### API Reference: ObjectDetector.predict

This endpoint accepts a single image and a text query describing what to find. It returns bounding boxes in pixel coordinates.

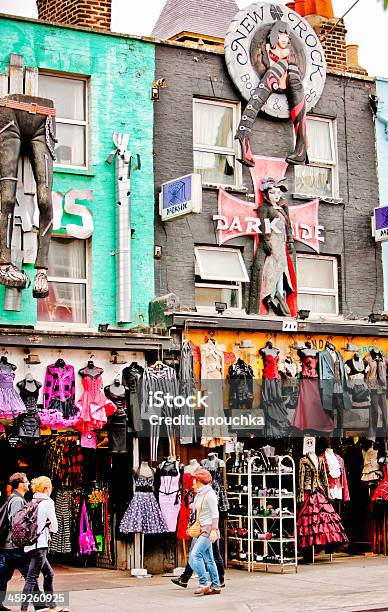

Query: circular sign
[224,2,327,119]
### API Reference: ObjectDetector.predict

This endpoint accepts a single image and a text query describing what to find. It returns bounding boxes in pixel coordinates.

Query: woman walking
[188,468,221,596]
[20,476,68,612]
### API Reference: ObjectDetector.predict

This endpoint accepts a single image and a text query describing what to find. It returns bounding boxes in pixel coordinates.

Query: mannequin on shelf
[318,341,351,437]
[344,353,370,409]
[319,442,350,503]
[105,379,128,454]
[201,452,229,513]
[361,440,382,484]
[291,342,334,434]
[119,461,167,534]
[41,357,79,427]
[16,373,41,439]
[279,350,300,410]
[364,348,388,440]
[259,341,289,437]
[76,360,115,434]
[297,451,348,550]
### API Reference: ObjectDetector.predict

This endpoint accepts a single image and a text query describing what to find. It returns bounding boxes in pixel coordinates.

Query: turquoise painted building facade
[376,77,388,309]
[0,15,155,328]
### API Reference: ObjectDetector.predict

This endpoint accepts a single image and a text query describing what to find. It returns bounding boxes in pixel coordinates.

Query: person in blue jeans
[188,468,221,597]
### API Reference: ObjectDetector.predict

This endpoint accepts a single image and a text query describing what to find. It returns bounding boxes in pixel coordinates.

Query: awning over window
[194,247,249,282]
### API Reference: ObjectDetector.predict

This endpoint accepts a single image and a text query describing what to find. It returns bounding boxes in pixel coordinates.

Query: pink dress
[291,356,334,433]
[75,371,116,433]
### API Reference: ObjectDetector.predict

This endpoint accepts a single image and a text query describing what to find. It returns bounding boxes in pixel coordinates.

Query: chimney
[346,44,368,76]
[293,0,347,72]
[36,0,111,31]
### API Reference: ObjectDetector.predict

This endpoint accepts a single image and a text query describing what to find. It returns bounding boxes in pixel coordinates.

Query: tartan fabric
[43,364,76,409]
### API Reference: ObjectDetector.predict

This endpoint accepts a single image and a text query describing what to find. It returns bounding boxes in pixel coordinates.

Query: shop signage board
[214,156,325,253]
[159,173,202,221]
[373,205,388,242]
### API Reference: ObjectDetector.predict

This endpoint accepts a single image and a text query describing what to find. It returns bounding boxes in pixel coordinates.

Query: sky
[0,0,387,77]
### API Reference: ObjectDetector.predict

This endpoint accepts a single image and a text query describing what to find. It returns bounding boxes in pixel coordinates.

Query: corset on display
[262,354,281,380]
[301,356,319,378]
[76,373,116,433]
[0,371,26,419]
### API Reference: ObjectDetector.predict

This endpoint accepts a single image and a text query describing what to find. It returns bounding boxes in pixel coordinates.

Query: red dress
[176,472,194,540]
[291,356,334,433]
[75,372,116,433]
[372,465,388,502]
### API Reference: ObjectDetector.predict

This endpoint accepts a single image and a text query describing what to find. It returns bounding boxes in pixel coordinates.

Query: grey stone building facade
[153,41,383,322]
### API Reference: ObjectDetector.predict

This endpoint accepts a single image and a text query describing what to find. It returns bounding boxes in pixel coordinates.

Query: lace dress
[0,371,26,419]
[119,475,168,534]
[76,371,116,433]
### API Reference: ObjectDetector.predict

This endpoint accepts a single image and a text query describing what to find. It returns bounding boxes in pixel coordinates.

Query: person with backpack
[18,476,68,612]
[0,473,30,612]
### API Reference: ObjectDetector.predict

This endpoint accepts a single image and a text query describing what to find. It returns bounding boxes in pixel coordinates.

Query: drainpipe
[107,132,140,324]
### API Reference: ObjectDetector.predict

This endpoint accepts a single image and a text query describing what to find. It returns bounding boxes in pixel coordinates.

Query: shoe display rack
[226,453,298,573]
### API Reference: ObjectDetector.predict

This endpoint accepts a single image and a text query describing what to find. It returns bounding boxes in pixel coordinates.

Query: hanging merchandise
[0,356,26,419]
[157,459,181,532]
[279,353,300,411]
[320,448,350,501]
[344,355,370,408]
[141,361,178,461]
[119,463,168,534]
[364,349,388,440]
[291,343,334,433]
[122,362,144,434]
[176,467,195,540]
[76,363,116,433]
[178,341,197,445]
[361,444,382,483]
[201,452,229,513]
[16,377,42,440]
[297,453,348,549]
[259,342,289,437]
[44,435,84,487]
[50,489,73,554]
[105,380,128,454]
[41,359,80,427]
[372,458,388,502]
[200,338,228,447]
[318,342,352,436]
[79,500,97,555]
[228,358,254,410]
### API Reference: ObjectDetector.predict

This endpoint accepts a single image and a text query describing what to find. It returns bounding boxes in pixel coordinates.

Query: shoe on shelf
[238,550,248,561]
[171,577,188,588]
[282,507,293,515]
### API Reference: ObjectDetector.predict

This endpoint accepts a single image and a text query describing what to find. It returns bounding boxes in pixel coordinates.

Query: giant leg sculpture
[235,60,289,167]
[285,63,309,165]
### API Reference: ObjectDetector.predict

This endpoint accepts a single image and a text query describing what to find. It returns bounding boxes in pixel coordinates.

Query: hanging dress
[361,447,382,483]
[291,355,334,433]
[41,363,80,427]
[176,472,194,540]
[260,352,289,437]
[119,474,168,534]
[0,370,26,420]
[158,461,181,532]
[372,465,388,502]
[16,379,41,440]
[76,370,116,433]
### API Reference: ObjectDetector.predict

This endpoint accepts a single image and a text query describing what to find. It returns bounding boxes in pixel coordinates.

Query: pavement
[7,556,388,612]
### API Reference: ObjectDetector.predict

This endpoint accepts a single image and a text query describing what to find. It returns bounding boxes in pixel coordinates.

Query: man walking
[0,473,30,611]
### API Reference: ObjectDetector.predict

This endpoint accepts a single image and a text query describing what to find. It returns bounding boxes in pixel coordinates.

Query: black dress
[105,385,128,454]
[16,379,41,440]
[228,359,254,410]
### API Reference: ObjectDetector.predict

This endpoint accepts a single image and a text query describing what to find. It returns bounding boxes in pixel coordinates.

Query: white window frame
[39,72,89,171]
[297,254,339,317]
[194,246,249,283]
[295,115,339,199]
[36,236,92,331]
[193,98,242,188]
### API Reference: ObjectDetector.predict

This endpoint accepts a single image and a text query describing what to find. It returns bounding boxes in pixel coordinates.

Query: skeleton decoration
[0,93,57,298]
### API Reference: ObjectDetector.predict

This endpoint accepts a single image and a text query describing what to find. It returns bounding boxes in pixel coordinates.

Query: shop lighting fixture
[98,323,110,332]
[215,302,227,315]
[110,351,127,365]
[368,312,385,323]
[24,348,41,365]
[297,309,310,320]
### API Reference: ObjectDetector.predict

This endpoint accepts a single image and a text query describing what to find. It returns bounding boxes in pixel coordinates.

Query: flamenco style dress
[119,473,168,534]
[0,371,26,420]
[291,354,334,433]
[76,369,116,433]
[297,453,348,549]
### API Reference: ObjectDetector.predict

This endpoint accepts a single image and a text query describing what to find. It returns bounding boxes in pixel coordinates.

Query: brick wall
[36,0,111,30]
[153,44,383,319]
[319,19,347,72]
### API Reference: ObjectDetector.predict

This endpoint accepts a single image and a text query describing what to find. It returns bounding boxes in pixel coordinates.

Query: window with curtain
[37,237,89,324]
[38,74,88,168]
[193,99,240,186]
[296,254,338,315]
[294,117,338,198]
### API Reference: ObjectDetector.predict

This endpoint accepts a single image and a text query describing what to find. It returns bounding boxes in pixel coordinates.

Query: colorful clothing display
[158,460,181,532]
[361,447,382,483]
[291,353,334,433]
[176,472,194,540]
[297,454,348,549]
[41,362,79,427]
[119,474,168,534]
[0,370,26,419]
[372,466,388,502]
[320,451,350,501]
[76,369,116,433]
